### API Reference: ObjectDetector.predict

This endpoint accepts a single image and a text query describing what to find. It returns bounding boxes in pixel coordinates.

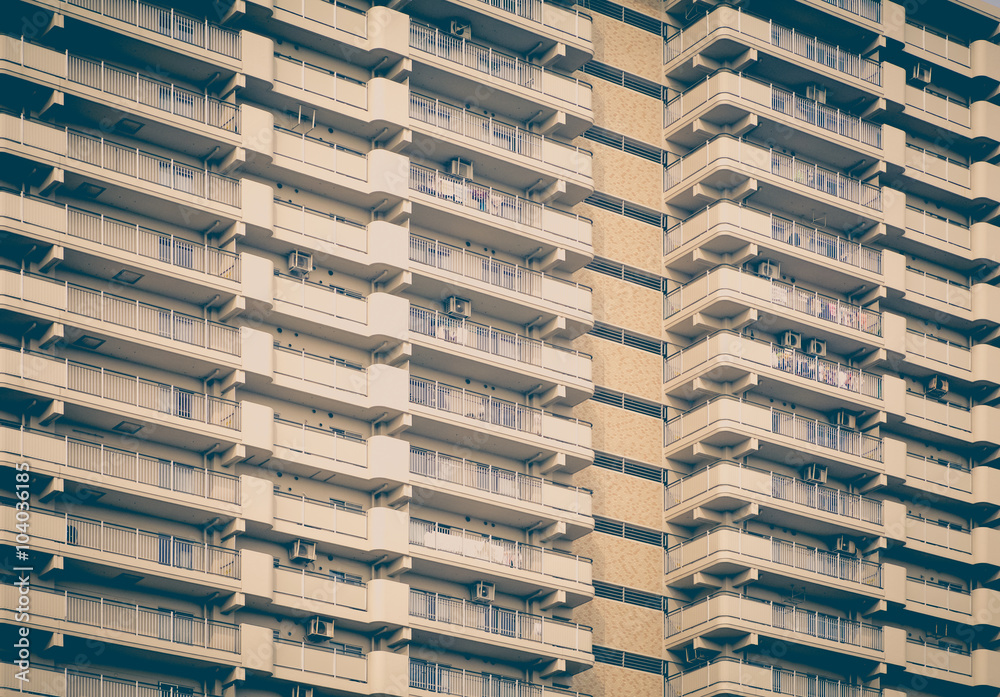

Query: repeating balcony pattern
[905,577,970,615]
[665,658,882,697]
[905,267,971,310]
[273,199,368,252]
[665,527,883,588]
[905,391,971,432]
[410,660,588,697]
[904,204,971,250]
[272,417,367,468]
[904,21,970,67]
[66,0,241,58]
[905,329,971,371]
[272,0,368,38]
[663,7,881,85]
[663,461,884,526]
[463,0,593,40]
[273,272,367,324]
[905,514,971,553]
[818,0,880,22]
[907,640,971,676]
[905,144,970,189]
[905,452,971,493]
[273,564,367,610]
[0,664,210,697]
[273,638,367,682]
[273,491,368,538]
[273,345,368,395]
[0,346,241,430]
[274,54,368,109]
[905,86,970,127]
[273,126,368,180]
[409,163,593,245]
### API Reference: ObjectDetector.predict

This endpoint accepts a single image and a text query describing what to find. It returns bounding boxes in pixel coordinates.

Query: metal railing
[409,22,592,110]
[410,660,589,697]
[67,53,239,132]
[463,0,593,41]
[906,513,971,553]
[905,267,971,309]
[664,461,883,525]
[906,576,971,615]
[272,0,368,38]
[665,658,882,697]
[410,445,591,514]
[664,527,883,588]
[663,72,882,149]
[665,592,883,650]
[0,425,239,504]
[907,639,971,675]
[663,266,883,336]
[664,7,880,85]
[663,395,884,463]
[0,346,241,430]
[273,564,367,610]
[905,391,971,432]
[905,144,969,188]
[273,490,367,538]
[904,21,970,67]
[67,0,240,57]
[273,54,368,109]
[663,200,882,274]
[410,589,591,650]
[904,205,970,249]
[273,638,367,682]
[818,0,880,22]
[0,268,239,354]
[409,518,591,582]
[273,271,368,324]
[273,345,367,395]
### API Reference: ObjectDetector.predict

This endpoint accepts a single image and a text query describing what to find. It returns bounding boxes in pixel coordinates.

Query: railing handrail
[273,197,367,230]
[272,0,368,38]
[14,665,209,697]
[273,270,366,299]
[665,657,883,697]
[409,517,592,565]
[906,388,971,411]
[409,587,593,637]
[273,343,365,372]
[906,450,970,472]
[906,574,969,594]
[274,489,368,516]
[905,327,970,353]
[410,659,593,697]
[906,265,970,289]
[907,637,970,655]
[273,52,367,87]
[273,124,368,159]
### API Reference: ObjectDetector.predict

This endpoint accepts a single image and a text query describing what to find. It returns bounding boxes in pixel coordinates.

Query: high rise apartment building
[0,0,999,695]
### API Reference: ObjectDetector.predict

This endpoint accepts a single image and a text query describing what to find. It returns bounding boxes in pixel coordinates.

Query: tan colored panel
[575,534,664,591]
[575,597,664,656]
[591,80,662,145]
[576,334,662,402]
[592,18,664,82]
[582,204,663,275]
[590,142,663,211]
[579,270,663,338]
[576,400,663,467]
[572,657,664,697]
[574,463,664,530]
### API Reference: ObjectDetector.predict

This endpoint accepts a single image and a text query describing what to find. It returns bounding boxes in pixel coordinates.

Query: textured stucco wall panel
[591,80,662,145]
[590,142,663,210]
[573,658,664,697]
[575,534,664,590]
[580,204,663,274]
[576,597,664,655]
[592,17,664,82]
[576,335,662,401]
[573,400,663,464]
[574,463,664,530]
[579,270,663,337]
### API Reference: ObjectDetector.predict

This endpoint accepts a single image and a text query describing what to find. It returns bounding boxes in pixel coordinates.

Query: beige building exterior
[0,0,998,695]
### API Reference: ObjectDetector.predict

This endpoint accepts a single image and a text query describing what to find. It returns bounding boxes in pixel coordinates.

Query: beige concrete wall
[590,79,663,146]
[574,464,664,530]
[574,400,664,464]
[576,597,664,654]
[575,533,664,592]
[580,204,663,274]
[589,142,664,211]
[576,335,662,402]
[579,269,663,337]
[591,16,664,82]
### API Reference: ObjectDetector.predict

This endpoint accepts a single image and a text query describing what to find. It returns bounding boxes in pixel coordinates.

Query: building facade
[0,0,998,695]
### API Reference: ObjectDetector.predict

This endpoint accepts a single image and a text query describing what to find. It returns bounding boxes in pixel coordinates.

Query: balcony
[270,272,375,339]
[664,461,884,531]
[664,527,884,594]
[271,125,367,179]
[273,53,367,111]
[410,660,589,697]
[904,514,971,556]
[904,391,973,437]
[905,145,970,189]
[664,6,881,87]
[0,268,241,357]
[272,564,368,617]
[273,198,370,252]
[408,23,593,115]
[409,588,592,670]
[663,266,883,341]
[271,417,368,473]
[0,189,241,286]
[905,452,971,495]
[904,21,970,68]
[899,205,1000,265]
[272,638,368,685]
[267,346,394,417]
[663,136,882,215]
[272,490,368,541]
[663,396,885,468]
[906,640,971,679]
[663,71,882,151]
[664,658,882,697]
[664,592,883,657]
[905,86,969,129]
[270,0,369,40]
[454,0,593,45]
[903,578,1000,629]
[0,665,210,697]
[663,200,882,279]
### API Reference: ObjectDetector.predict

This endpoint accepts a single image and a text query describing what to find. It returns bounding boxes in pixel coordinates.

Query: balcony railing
[0,189,241,281]
[273,638,367,683]
[0,425,240,504]
[409,375,592,447]
[663,72,882,149]
[904,205,971,250]
[0,268,240,355]
[905,391,971,432]
[665,331,883,399]
[273,345,367,395]
[904,21,970,67]
[67,0,241,58]
[906,576,971,615]
[273,54,367,109]
[905,144,970,188]
[905,452,971,493]
[905,267,971,309]
[665,658,882,697]
[273,491,367,538]
[410,445,592,515]
[463,0,593,41]
[409,518,591,583]
[905,329,971,370]
[273,125,367,180]
[273,272,367,324]
[663,137,881,210]
[907,639,971,676]
[273,199,368,252]
[665,526,883,588]
[665,592,883,650]
[272,0,368,38]
[410,588,592,651]
[906,514,971,553]
[274,564,367,610]
[663,396,885,463]
[2,665,208,697]
[409,23,592,110]
[664,461,884,526]
[409,163,592,246]
[410,660,589,697]
[663,266,883,336]
[24,586,239,652]
[0,346,241,430]
[409,234,591,311]
[664,7,880,85]
[409,93,592,176]
[273,417,367,468]
[663,200,882,274]
[905,85,970,127]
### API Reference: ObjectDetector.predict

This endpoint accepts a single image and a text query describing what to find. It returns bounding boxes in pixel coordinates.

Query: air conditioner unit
[804,338,827,357]
[289,539,317,563]
[925,375,949,398]
[470,580,495,604]
[802,463,828,485]
[909,63,932,85]
[684,647,709,663]
[445,296,472,319]
[834,410,857,430]
[834,536,856,555]
[287,250,313,277]
[805,84,827,104]
[449,157,474,179]
[757,260,781,279]
[779,330,802,350]
[449,20,472,39]
[306,616,334,642]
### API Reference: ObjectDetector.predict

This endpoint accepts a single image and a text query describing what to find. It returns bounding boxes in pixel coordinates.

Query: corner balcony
[409,589,592,673]
[663,266,884,352]
[410,445,592,537]
[897,82,1000,150]
[663,71,883,154]
[664,658,882,697]
[409,660,590,697]
[0,189,241,301]
[270,417,370,480]
[408,163,593,270]
[664,461,886,537]
[663,199,883,281]
[664,592,884,661]
[902,577,1000,630]
[269,563,371,622]
[409,518,592,606]
[901,204,1000,267]
[663,331,886,411]
[663,137,882,227]
[901,328,1000,392]
[903,21,1000,83]
[409,92,593,201]
[663,396,887,475]
[663,6,881,91]
[408,376,593,471]
[664,527,884,598]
